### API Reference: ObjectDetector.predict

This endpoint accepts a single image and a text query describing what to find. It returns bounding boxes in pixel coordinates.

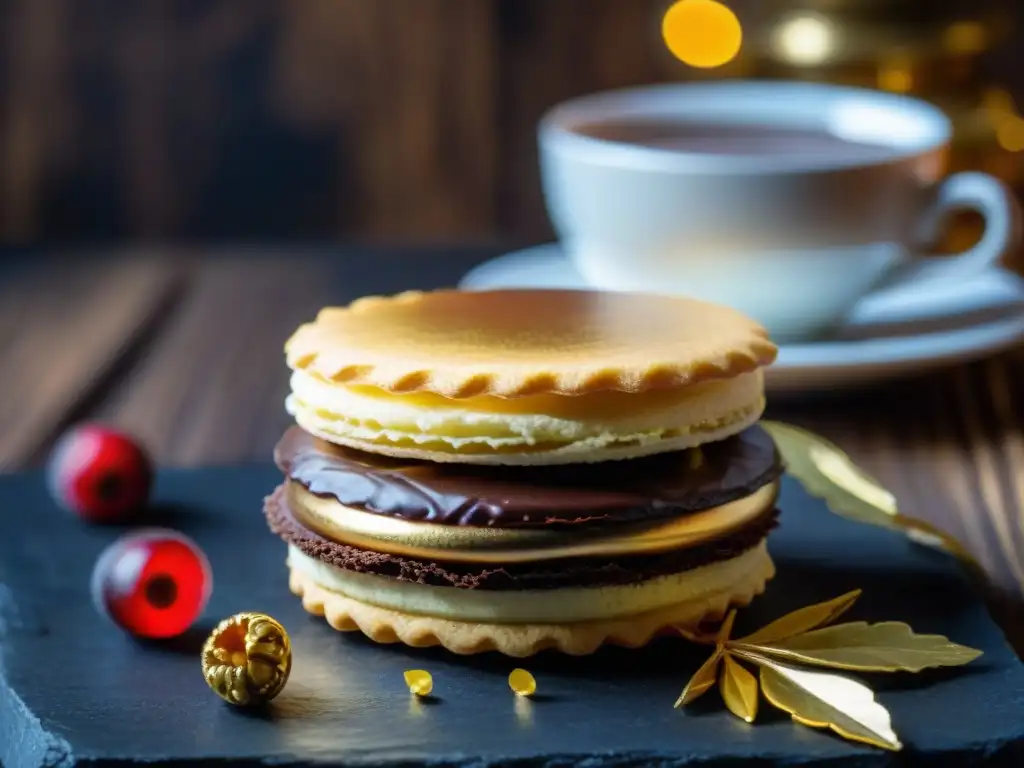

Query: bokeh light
[771,13,835,67]
[996,121,1024,153]
[662,0,742,69]
[943,21,987,55]
[984,88,1024,153]
[878,58,914,94]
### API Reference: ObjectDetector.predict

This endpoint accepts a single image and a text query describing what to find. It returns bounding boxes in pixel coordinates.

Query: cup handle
[913,171,1023,280]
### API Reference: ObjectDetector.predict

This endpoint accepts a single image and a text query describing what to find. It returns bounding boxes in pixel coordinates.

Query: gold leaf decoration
[760,421,977,567]
[738,590,862,645]
[672,423,987,750]
[201,612,292,707]
[720,654,758,723]
[673,587,983,751]
[746,652,902,752]
[760,421,900,529]
[748,621,984,672]
[716,609,737,642]
[675,648,723,708]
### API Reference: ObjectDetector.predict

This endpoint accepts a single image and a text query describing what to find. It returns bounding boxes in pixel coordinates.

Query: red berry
[47,424,152,523]
[91,529,212,639]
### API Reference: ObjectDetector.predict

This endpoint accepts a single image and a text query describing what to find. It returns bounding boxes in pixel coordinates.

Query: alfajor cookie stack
[264,289,783,657]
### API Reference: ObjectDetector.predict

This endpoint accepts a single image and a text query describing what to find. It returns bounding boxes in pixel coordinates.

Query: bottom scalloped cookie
[286,551,775,658]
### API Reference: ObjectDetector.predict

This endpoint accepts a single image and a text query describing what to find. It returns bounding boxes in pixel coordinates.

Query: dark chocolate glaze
[274,425,783,528]
[264,483,779,591]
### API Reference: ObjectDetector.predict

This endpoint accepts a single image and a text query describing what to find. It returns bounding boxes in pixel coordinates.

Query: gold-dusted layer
[288,479,780,564]
[287,541,774,625]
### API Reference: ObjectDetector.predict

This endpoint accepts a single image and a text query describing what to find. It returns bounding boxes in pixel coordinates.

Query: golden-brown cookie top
[284,289,776,398]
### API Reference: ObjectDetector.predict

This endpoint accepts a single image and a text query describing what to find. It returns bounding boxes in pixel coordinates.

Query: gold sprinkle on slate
[404,669,433,696]
[508,668,537,696]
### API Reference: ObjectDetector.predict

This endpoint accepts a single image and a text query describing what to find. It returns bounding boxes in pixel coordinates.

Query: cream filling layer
[287,541,773,624]
[286,370,765,452]
[288,480,780,563]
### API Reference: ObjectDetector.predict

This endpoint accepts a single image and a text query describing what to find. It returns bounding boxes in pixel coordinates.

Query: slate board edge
[1,587,73,768]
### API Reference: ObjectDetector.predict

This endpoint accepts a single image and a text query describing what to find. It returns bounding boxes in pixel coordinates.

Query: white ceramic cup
[538,80,1022,342]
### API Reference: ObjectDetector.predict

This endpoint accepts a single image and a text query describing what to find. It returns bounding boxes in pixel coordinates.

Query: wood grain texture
[0,0,499,240]
[2,0,1021,242]
[1,248,1023,653]
[89,254,333,466]
[273,0,499,237]
[0,254,186,470]
[495,0,675,237]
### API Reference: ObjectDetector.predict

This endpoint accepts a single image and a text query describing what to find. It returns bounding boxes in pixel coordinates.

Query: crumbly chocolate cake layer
[264,484,779,591]
[275,425,783,527]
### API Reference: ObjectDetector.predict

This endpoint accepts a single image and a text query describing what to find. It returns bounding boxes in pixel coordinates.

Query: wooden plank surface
[0,253,187,469]
[2,248,1023,653]
[0,0,500,241]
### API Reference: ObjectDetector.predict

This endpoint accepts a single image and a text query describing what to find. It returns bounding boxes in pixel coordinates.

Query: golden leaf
[760,421,900,528]
[741,652,902,752]
[760,421,975,566]
[716,610,737,642]
[737,590,862,645]
[745,621,983,672]
[508,668,537,697]
[720,654,758,723]
[675,648,723,708]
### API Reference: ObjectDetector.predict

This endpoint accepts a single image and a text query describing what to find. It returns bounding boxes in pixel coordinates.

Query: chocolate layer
[265,484,779,591]
[275,425,783,528]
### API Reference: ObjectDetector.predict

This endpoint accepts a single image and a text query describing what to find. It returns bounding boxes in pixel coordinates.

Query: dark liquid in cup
[575,118,896,159]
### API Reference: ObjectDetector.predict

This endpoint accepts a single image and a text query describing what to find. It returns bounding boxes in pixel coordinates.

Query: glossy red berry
[91,529,212,639]
[47,424,153,523]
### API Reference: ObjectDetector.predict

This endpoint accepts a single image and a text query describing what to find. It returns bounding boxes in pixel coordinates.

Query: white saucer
[459,245,1024,395]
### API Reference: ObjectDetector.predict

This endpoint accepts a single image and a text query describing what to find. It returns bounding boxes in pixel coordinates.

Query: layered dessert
[265,289,782,656]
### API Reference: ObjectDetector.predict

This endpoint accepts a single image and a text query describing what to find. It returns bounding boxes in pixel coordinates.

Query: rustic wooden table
[3,249,1024,652]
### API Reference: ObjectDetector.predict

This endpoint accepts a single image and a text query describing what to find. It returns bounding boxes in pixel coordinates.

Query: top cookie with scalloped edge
[284,289,777,399]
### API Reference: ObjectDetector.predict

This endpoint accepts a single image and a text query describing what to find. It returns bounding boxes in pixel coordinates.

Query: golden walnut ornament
[202,612,292,706]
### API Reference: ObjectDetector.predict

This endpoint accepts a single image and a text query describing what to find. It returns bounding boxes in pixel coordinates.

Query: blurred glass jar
[717,0,1023,258]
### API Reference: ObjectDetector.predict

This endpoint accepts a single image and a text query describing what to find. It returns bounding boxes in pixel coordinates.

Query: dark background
[2,0,1023,246]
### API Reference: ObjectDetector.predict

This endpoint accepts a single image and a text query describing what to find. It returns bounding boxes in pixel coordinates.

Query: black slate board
[3,467,1024,768]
